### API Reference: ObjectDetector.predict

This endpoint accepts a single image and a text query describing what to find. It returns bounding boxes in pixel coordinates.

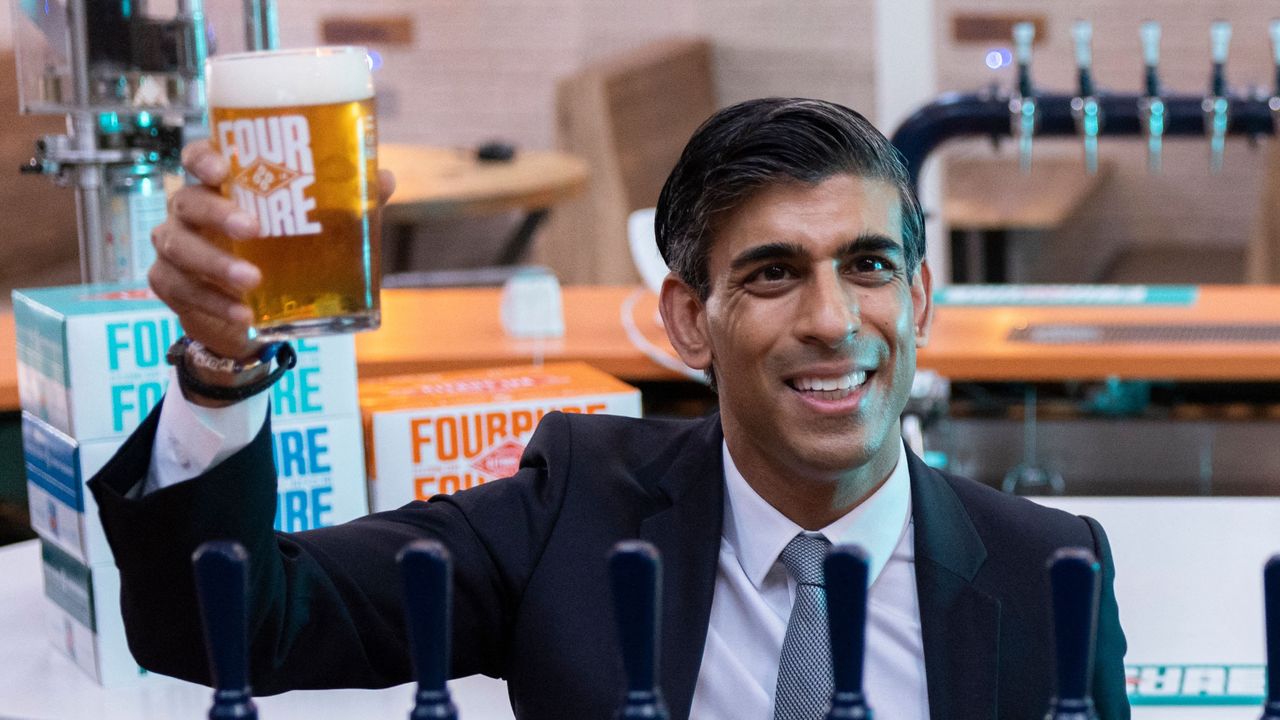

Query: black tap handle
[398,540,458,720]
[192,541,258,720]
[609,540,668,719]
[1263,555,1280,719]
[825,545,872,720]
[1047,548,1101,719]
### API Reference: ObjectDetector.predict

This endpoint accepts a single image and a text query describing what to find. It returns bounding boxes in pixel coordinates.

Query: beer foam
[207,46,373,108]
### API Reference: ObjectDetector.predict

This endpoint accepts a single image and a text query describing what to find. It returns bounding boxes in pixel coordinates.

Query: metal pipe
[243,0,279,51]
[66,0,104,282]
[890,91,1276,190]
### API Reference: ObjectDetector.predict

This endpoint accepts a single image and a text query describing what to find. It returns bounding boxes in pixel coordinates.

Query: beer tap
[1203,20,1232,173]
[192,542,258,720]
[1263,556,1279,720]
[609,541,669,720]
[1010,22,1039,173]
[1070,20,1102,174]
[824,546,872,720]
[1045,549,1102,720]
[399,540,459,720]
[1139,21,1166,173]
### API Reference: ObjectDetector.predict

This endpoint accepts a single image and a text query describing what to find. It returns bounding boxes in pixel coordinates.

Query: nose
[795,262,859,348]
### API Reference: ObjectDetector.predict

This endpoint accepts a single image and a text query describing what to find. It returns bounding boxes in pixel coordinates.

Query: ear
[911,260,935,348]
[658,273,713,371]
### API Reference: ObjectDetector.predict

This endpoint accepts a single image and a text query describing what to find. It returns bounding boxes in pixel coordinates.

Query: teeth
[793,371,867,392]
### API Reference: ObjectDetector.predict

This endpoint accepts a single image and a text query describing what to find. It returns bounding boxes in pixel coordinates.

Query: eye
[757,264,791,282]
[849,254,901,283]
[849,256,896,276]
[742,263,797,292]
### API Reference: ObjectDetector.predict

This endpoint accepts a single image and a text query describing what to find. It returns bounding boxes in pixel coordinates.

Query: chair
[537,38,716,285]
[1246,139,1280,283]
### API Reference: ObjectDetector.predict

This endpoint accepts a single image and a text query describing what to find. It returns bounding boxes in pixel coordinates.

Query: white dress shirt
[689,442,929,720]
[144,368,268,494]
[147,388,929,717]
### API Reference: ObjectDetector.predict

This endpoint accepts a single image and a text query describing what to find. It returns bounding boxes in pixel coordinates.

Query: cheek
[709,297,774,358]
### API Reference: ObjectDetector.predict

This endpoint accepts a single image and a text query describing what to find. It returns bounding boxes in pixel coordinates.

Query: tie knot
[778,533,831,587]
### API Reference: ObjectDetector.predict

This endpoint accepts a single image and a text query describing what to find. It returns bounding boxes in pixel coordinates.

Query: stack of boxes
[361,362,642,512]
[14,283,368,686]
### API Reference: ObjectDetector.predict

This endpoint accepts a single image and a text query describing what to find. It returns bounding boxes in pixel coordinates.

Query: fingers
[378,168,396,206]
[168,185,258,241]
[149,259,261,359]
[181,140,231,188]
[151,216,260,295]
[176,305,264,360]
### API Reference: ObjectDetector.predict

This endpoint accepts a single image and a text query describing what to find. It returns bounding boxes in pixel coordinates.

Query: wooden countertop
[7,285,1280,412]
[0,312,14,411]
[379,144,589,221]
[923,285,1280,381]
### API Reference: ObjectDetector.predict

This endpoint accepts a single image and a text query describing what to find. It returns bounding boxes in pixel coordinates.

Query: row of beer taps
[1008,19,1280,174]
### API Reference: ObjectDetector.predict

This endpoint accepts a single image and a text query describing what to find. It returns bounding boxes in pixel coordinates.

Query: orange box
[361,363,641,511]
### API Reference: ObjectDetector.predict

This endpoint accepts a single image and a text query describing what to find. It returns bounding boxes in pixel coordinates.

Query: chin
[791,436,880,476]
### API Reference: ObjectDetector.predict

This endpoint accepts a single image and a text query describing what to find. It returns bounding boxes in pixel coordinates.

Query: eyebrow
[728,233,904,271]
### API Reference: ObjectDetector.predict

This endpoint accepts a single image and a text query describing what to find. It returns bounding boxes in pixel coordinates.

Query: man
[90,98,1128,720]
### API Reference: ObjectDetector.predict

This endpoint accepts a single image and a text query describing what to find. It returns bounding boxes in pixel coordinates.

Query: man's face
[663,174,933,487]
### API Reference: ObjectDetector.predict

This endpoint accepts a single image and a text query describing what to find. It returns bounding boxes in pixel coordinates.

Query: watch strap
[167,337,297,402]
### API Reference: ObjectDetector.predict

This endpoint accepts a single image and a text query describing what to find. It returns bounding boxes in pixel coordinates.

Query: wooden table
[9,285,1280,411]
[378,144,589,271]
[355,286,674,381]
[944,157,1111,283]
[0,312,16,411]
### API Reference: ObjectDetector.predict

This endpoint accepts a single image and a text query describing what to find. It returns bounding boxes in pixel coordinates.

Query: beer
[206,47,380,339]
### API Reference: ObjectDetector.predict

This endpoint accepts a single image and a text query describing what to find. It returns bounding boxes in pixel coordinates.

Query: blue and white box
[41,541,150,687]
[12,283,359,443]
[25,411,369,566]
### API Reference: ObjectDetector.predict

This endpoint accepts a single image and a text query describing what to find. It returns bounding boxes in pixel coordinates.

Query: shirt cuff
[142,367,270,495]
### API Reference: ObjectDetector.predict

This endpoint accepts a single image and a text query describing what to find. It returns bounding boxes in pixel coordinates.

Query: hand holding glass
[206,46,381,339]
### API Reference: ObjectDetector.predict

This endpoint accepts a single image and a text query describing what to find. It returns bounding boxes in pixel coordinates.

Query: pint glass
[206,46,380,339]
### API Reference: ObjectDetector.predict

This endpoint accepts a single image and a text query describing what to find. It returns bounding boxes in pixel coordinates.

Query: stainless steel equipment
[10,0,278,284]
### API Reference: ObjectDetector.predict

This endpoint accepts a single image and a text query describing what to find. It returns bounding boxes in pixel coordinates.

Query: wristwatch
[166,337,297,403]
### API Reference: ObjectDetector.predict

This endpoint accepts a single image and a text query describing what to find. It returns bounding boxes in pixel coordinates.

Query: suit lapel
[639,414,725,720]
[908,450,1001,720]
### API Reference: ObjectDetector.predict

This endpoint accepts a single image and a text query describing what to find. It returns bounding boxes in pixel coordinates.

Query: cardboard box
[12,283,359,442]
[26,411,370,565]
[40,541,151,687]
[361,363,641,511]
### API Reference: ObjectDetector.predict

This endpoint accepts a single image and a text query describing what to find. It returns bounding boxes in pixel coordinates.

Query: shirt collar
[721,440,912,591]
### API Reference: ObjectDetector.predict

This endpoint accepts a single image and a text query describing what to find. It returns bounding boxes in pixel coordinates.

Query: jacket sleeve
[1083,515,1131,720]
[88,400,576,694]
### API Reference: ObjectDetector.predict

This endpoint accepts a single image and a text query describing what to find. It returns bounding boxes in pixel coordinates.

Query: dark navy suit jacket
[89,407,1129,720]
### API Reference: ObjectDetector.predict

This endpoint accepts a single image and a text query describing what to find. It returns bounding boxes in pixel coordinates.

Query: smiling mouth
[785,371,870,400]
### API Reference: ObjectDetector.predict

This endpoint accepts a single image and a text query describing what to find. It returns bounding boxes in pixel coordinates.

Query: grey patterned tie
[773,533,834,720]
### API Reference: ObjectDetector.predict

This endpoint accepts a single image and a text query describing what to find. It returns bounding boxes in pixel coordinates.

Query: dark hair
[654,97,925,299]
